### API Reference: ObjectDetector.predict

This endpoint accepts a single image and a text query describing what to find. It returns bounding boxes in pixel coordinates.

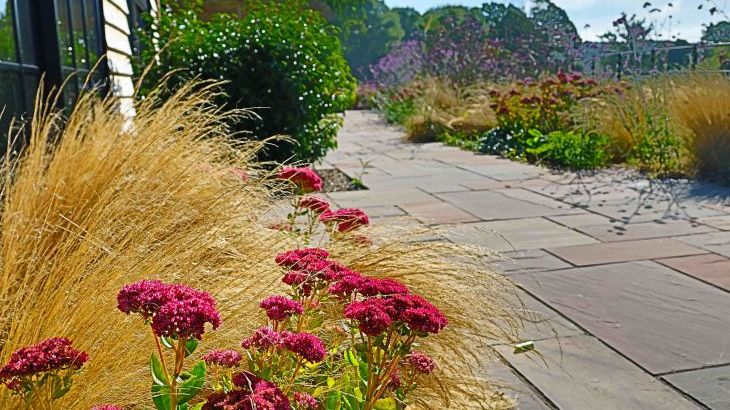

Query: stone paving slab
[496,335,701,410]
[442,218,599,252]
[546,238,707,266]
[662,366,730,410]
[399,200,481,225]
[514,261,730,374]
[572,219,715,242]
[496,250,573,275]
[657,254,730,291]
[675,231,730,258]
[438,191,585,221]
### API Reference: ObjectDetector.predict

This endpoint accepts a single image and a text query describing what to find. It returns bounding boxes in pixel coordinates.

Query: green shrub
[375,90,417,125]
[525,129,611,170]
[595,77,689,176]
[136,2,357,162]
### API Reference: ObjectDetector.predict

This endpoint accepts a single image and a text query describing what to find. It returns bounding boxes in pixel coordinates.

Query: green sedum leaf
[150,353,170,386]
[177,361,206,404]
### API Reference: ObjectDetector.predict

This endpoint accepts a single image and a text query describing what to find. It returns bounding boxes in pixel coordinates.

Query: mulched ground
[316,168,367,192]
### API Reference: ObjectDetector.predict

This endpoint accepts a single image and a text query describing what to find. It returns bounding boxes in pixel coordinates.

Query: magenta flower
[205,372,290,410]
[328,272,365,296]
[299,196,330,214]
[275,248,330,268]
[319,208,370,232]
[260,296,304,321]
[203,349,243,368]
[402,307,448,334]
[241,327,282,350]
[117,280,171,320]
[344,299,393,336]
[280,332,327,363]
[408,351,437,374]
[277,167,323,193]
[0,338,88,389]
[294,392,319,409]
[150,284,221,340]
[356,277,409,297]
[385,294,448,335]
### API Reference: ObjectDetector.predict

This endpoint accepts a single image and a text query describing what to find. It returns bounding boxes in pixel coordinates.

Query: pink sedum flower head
[203,349,243,368]
[150,284,221,340]
[92,406,123,410]
[117,280,170,320]
[0,338,88,389]
[385,294,448,335]
[241,327,281,350]
[408,351,437,374]
[328,271,366,297]
[260,295,304,321]
[280,331,327,363]
[294,392,319,409]
[356,277,409,297]
[277,167,323,193]
[319,208,370,232]
[299,196,330,214]
[275,248,330,269]
[344,299,393,336]
[205,372,290,410]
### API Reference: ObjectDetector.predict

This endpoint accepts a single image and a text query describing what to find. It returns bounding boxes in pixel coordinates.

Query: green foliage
[597,77,689,176]
[525,129,611,170]
[317,0,404,77]
[136,2,356,162]
[375,91,416,125]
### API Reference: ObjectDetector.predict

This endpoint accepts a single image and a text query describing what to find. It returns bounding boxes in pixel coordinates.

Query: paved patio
[322,110,730,410]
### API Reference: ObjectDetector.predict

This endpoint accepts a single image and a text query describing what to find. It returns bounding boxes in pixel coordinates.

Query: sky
[383,0,730,42]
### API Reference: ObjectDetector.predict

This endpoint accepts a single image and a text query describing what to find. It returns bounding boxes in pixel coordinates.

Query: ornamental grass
[0,80,523,408]
[669,74,730,181]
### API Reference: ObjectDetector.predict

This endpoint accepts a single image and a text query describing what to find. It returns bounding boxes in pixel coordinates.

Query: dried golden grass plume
[0,80,290,407]
[406,78,496,143]
[0,81,522,409]
[669,73,730,179]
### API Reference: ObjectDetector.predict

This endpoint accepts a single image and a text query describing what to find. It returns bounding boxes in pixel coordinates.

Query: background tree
[316,0,404,78]
[393,7,422,38]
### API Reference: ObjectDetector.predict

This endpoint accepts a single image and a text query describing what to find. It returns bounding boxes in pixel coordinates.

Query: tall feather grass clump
[670,74,730,181]
[406,78,496,145]
[593,76,690,176]
[0,81,523,408]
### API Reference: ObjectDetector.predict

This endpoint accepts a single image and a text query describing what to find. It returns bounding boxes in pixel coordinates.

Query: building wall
[102,0,158,115]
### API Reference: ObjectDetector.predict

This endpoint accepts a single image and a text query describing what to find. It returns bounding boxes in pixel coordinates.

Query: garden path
[322,110,730,410]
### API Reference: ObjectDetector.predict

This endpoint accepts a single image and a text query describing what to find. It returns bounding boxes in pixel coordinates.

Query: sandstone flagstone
[515,261,730,374]
[547,238,706,265]
[663,366,730,410]
[496,335,700,410]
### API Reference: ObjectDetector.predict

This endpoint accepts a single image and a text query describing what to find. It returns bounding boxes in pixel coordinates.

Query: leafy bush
[137,2,357,162]
[488,72,612,137]
[595,77,689,176]
[479,72,618,170]
[524,129,611,170]
[375,88,417,125]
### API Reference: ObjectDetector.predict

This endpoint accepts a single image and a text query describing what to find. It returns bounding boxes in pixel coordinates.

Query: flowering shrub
[117,281,220,410]
[0,338,88,405]
[479,72,620,168]
[110,250,444,409]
